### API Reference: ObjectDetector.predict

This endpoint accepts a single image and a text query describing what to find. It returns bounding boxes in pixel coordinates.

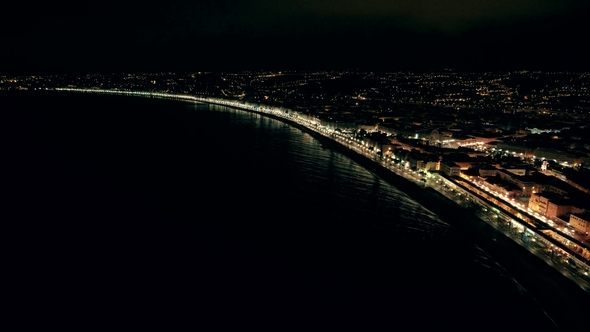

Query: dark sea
[5,91,585,329]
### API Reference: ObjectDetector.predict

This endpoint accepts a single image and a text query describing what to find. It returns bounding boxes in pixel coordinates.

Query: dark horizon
[3,0,589,75]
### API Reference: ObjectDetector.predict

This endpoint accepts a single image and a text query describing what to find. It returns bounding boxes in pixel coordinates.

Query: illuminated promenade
[55,87,590,292]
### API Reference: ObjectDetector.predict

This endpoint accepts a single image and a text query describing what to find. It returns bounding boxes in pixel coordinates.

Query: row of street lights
[60,87,590,286]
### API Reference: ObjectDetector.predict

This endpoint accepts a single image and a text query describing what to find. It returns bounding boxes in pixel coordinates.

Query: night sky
[2,0,589,73]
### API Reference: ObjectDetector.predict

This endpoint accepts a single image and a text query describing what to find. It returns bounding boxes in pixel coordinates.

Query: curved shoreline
[259,105,590,330]
[53,89,590,329]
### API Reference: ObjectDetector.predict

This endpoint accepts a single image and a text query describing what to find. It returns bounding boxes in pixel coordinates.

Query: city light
[53,86,590,289]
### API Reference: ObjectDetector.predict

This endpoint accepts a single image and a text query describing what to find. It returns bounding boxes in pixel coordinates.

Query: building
[482,176,522,198]
[528,192,572,220]
[441,161,461,177]
[497,170,537,196]
[569,212,590,235]
[479,166,498,178]
[409,152,440,172]
[421,159,441,172]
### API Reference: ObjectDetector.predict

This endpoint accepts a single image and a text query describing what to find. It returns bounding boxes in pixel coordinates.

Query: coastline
[232,99,590,330]
[50,89,590,329]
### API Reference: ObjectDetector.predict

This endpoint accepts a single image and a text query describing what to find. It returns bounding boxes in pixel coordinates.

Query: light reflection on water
[5,91,558,330]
